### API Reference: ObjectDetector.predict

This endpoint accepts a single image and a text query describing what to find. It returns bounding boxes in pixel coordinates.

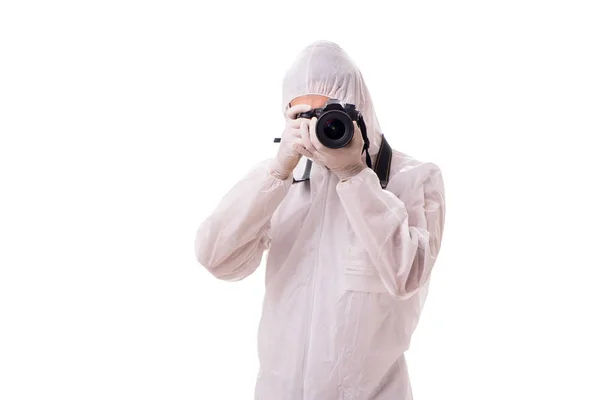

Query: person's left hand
[294,117,367,181]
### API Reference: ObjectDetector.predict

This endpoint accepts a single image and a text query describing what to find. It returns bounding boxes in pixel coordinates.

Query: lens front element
[316,110,354,149]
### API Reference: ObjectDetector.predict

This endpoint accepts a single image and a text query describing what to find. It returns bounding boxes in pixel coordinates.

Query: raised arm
[337,164,446,298]
[195,161,292,281]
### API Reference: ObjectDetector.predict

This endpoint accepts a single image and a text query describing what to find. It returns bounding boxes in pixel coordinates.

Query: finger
[294,142,324,166]
[285,103,313,120]
[286,118,303,129]
[308,117,324,152]
[351,121,365,147]
[281,123,302,142]
[299,120,317,154]
[293,143,314,160]
[309,152,326,167]
[282,118,306,141]
[287,123,306,141]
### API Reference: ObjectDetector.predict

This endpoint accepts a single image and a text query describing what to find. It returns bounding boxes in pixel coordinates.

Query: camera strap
[374,134,392,189]
[357,115,372,170]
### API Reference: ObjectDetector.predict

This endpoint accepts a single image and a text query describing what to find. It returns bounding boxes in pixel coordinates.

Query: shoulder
[387,149,444,195]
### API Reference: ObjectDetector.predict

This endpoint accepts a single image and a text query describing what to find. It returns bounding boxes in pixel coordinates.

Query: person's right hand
[270,104,313,180]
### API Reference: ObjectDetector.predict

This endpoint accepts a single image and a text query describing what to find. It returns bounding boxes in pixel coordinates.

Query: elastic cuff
[268,159,292,181]
[337,163,368,182]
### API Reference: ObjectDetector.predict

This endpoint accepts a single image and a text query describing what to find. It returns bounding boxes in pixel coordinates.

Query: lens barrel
[316,110,354,149]
[294,101,356,149]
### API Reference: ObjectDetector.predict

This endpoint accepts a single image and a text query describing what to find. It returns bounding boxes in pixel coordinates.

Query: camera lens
[316,110,354,149]
[323,119,346,140]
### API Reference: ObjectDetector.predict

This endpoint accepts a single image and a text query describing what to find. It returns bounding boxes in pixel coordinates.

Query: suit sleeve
[194,160,292,281]
[336,164,446,299]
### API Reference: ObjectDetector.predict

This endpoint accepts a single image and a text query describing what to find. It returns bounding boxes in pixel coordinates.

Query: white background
[1,0,599,399]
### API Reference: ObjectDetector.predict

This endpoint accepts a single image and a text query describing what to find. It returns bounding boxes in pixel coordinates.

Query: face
[289,94,329,109]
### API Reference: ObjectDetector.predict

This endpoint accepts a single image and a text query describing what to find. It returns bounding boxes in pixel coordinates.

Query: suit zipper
[300,172,330,398]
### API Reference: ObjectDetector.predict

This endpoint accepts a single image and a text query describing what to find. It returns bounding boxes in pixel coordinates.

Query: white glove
[269,104,313,180]
[294,117,367,181]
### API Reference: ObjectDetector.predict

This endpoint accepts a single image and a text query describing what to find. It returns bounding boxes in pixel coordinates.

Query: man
[195,40,445,400]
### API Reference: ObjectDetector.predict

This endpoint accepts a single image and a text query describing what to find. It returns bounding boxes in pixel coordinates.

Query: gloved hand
[294,117,367,181]
[269,104,313,180]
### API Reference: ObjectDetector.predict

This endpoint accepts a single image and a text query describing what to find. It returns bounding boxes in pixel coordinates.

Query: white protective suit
[195,40,446,400]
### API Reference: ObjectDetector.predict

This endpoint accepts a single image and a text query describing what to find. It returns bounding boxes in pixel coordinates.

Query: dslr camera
[295,99,363,149]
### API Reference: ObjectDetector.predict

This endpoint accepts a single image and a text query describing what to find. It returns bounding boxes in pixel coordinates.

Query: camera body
[296,99,361,149]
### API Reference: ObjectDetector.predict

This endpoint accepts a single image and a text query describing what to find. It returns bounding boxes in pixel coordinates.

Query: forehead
[289,95,330,108]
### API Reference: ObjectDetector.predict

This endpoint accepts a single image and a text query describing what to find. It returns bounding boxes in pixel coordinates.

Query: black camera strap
[357,115,372,170]
[373,134,392,189]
